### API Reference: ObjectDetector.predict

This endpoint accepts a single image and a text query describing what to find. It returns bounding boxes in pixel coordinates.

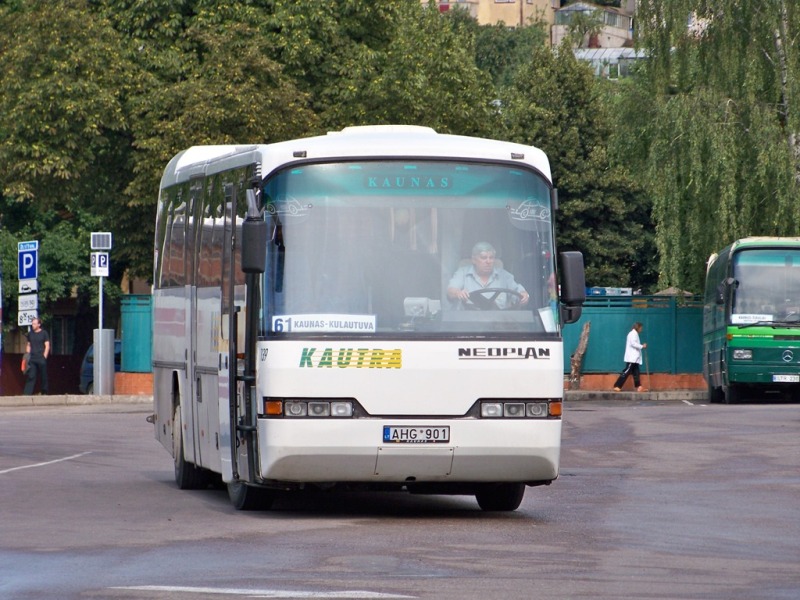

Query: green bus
[703,237,800,403]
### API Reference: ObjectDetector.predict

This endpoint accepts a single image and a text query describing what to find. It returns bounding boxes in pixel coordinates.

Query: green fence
[562,296,704,374]
[120,295,152,372]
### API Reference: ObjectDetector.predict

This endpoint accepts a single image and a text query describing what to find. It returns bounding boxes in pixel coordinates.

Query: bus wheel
[723,384,741,405]
[227,480,275,511]
[475,483,525,512]
[707,381,724,404]
[172,405,204,490]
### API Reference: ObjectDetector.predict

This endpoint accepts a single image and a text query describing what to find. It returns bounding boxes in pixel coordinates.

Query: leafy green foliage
[258,1,496,135]
[0,1,134,205]
[502,45,656,290]
[0,0,666,333]
[0,1,133,326]
[564,9,603,49]
[123,16,318,276]
[469,17,549,88]
[624,0,800,292]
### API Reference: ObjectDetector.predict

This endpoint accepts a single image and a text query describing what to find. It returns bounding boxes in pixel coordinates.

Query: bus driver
[447,242,529,310]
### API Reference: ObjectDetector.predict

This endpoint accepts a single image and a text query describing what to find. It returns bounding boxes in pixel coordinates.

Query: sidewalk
[565,389,707,402]
[0,389,708,408]
[0,394,152,408]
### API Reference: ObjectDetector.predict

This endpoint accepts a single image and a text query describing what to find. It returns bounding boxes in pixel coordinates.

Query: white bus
[151,125,585,511]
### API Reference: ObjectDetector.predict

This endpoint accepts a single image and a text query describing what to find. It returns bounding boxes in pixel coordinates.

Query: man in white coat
[613,322,647,392]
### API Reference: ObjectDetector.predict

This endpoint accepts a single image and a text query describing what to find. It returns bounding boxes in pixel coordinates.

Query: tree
[565,9,603,49]
[96,0,318,278]
[0,2,134,208]
[0,1,134,331]
[623,0,800,292]
[467,17,549,88]
[122,17,318,277]
[501,44,656,290]
[260,0,498,135]
[323,1,497,134]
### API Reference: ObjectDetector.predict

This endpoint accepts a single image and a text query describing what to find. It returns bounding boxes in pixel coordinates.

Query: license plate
[773,374,800,383]
[383,426,450,444]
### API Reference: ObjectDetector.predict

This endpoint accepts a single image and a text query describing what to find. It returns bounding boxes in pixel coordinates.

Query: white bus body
[151,126,585,511]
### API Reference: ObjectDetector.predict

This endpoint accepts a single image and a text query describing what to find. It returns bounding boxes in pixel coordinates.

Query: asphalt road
[1,398,798,600]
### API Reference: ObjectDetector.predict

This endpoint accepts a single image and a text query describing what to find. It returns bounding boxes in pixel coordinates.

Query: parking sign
[91,252,110,277]
[18,240,38,280]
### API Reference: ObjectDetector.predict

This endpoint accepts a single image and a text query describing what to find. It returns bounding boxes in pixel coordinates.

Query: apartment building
[432,0,560,30]
[429,0,636,49]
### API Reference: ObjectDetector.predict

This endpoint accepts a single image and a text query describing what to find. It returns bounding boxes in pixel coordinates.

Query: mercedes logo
[782,350,794,363]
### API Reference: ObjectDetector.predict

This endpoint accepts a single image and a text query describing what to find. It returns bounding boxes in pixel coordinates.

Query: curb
[0,394,152,408]
[1,391,708,408]
[565,390,707,402]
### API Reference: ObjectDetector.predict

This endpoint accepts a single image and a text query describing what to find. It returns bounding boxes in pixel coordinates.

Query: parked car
[79,340,121,394]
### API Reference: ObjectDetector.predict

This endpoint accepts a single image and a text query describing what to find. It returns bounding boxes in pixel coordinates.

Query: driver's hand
[520,291,529,305]
[457,289,470,301]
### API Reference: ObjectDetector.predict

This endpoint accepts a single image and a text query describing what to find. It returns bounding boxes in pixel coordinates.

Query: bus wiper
[738,320,777,329]
[738,319,797,329]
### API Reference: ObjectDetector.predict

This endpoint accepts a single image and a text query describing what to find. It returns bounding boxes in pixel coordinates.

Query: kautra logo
[300,348,402,369]
[458,347,551,360]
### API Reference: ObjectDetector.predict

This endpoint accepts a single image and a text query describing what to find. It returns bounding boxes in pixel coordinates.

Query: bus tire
[227,480,275,511]
[707,380,724,404]
[723,384,741,405]
[173,405,205,490]
[475,483,525,512]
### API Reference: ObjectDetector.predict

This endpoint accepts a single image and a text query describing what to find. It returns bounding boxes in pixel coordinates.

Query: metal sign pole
[91,233,113,396]
[97,275,104,394]
[99,275,103,331]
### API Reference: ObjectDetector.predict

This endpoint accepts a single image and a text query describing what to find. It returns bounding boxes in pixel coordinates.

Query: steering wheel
[467,288,523,311]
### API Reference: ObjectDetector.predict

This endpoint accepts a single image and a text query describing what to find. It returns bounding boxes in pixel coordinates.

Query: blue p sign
[18,241,39,280]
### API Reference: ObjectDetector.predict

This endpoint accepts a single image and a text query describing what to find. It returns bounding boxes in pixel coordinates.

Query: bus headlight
[481,402,504,418]
[285,401,308,417]
[480,400,560,419]
[526,402,549,418]
[733,349,753,360]
[263,398,354,418]
[330,401,354,417]
[308,402,330,417]
[503,402,526,417]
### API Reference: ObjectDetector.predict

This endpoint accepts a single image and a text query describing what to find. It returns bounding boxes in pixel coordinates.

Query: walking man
[24,317,50,395]
[613,321,647,392]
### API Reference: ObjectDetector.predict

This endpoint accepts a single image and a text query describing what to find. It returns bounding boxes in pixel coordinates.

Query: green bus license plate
[773,374,799,383]
[383,426,450,443]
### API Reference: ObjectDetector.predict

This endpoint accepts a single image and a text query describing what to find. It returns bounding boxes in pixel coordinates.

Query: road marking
[0,451,92,474]
[682,400,694,406]
[112,587,414,598]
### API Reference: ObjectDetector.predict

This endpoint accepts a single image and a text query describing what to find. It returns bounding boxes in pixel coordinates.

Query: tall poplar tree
[625,0,800,292]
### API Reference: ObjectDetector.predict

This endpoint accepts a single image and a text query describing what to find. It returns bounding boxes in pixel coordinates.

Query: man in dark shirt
[24,317,50,395]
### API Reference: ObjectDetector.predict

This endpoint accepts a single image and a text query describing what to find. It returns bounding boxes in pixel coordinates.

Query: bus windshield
[731,249,800,325]
[261,160,558,337]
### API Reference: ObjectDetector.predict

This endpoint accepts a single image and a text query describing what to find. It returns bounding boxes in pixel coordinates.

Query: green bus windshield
[731,249,800,324]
